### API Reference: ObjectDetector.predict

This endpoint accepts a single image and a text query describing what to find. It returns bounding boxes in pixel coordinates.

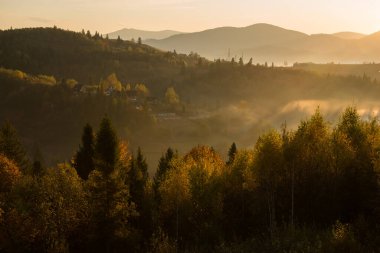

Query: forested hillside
[1,27,380,168]
[0,27,201,96]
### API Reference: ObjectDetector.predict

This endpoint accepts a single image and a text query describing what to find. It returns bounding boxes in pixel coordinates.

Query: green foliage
[128,148,149,208]
[227,142,237,165]
[127,148,153,245]
[85,169,137,252]
[74,124,95,179]
[100,73,122,92]
[154,148,176,202]
[2,164,86,252]
[135,83,149,97]
[94,118,119,176]
[0,154,21,193]
[165,87,180,105]
[0,113,379,252]
[0,122,29,172]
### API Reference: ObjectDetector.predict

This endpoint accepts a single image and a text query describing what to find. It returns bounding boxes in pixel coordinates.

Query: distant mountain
[146,23,307,60]
[146,23,380,63]
[107,28,184,40]
[332,32,366,40]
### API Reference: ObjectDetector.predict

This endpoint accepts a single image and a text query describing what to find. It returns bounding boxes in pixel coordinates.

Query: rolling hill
[0,27,202,95]
[145,23,380,64]
[107,28,183,40]
[332,32,366,40]
[146,23,308,60]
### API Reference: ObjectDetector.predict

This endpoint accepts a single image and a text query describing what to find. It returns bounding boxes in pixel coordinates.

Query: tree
[37,164,87,252]
[93,31,100,39]
[135,83,149,97]
[0,154,21,193]
[86,168,137,252]
[100,73,122,92]
[94,118,119,176]
[334,107,378,221]
[246,58,253,66]
[288,109,333,225]
[165,87,180,105]
[158,157,191,247]
[239,57,244,66]
[88,119,137,251]
[0,122,29,172]
[138,37,142,45]
[2,164,87,252]
[222,149,256,239]
[254,130,284,238]
[227,142,237,165]
[154,148,176,202]
[128,147,149,210]
[74,124,95,180]
[185,146,225,244]
[127,148,153,244]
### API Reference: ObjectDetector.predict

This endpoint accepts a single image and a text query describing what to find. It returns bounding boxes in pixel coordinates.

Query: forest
[0,108,380,252]
[1,27,380,252]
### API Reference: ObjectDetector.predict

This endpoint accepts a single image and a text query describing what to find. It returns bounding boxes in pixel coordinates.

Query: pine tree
[136,147,148,181]
[0,122,28,172]
[126,148,153,240]
[94,118,119,176]
[227,142,237,165]
[138,37,142,45]
[154,148,175,199]
[246,58,253,66]
[239,57,244,66]
[74,124,95,179]
[128,147,149,210]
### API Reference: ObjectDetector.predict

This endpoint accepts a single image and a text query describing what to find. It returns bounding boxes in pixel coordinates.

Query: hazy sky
[1,0,380,34]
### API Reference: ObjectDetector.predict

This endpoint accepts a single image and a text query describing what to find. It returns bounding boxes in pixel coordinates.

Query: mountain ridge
[144,23,380,63]
[107,28,183,40]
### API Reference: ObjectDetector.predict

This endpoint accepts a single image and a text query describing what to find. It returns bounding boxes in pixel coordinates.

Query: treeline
[0,107,380,252]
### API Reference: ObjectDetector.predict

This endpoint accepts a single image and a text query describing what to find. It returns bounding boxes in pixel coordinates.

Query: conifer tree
[239,57,244,66]
[227,142,237,165]
[128,147,148,208]
[74,124,95,179]
[154,148,175,200]
[94,118,119,176]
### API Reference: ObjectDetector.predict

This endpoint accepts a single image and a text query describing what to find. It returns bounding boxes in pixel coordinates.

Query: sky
[1,0,380,35]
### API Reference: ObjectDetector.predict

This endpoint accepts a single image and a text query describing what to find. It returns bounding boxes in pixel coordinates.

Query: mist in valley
[2,1,380,251]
